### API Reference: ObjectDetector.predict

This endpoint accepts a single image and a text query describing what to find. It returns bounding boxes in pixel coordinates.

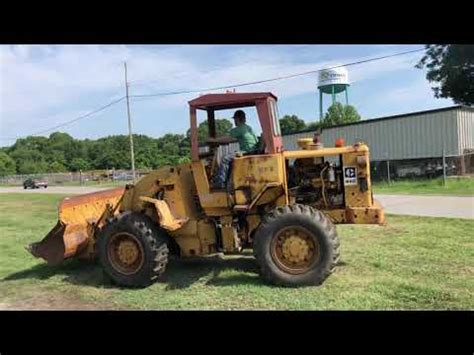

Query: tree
[187,118,233,144]
[321,103,361,128]
[279,115,307,135]
[416,45,474,105]
[11,136,48,152]
[0,152,16,176]
[48,161,67,172]
[70,158,89,172]
[306,121,321,131]
[17,160,49,174]
[92,136,131,170]
[9,147,48,174]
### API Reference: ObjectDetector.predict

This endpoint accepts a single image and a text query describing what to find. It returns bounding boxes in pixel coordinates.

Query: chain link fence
[370,151,474,182]
[0,169,151,186]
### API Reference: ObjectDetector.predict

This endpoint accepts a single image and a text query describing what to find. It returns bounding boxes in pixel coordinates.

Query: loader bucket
[26,187,125,265]
[26,221,66,266]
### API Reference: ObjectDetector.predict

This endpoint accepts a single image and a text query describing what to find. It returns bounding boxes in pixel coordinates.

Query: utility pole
[124,62,136,183]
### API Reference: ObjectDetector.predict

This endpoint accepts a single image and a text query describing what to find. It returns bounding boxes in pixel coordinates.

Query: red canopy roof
[188,92,277,110]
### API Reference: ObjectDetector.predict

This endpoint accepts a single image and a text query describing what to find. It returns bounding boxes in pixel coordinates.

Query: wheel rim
[270,226,320,275]
[107,232,145,275]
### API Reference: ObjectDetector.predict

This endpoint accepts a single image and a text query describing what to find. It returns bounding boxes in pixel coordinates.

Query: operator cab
[188,92,283,190]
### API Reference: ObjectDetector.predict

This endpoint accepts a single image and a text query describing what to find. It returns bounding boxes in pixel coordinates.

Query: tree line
[0,103,360,176]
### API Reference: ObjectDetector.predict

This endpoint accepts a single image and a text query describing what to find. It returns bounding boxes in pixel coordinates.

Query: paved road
[375,194,474,219]
[1,186,473,219]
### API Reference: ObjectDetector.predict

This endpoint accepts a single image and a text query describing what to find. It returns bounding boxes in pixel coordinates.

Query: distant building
[282,106,474,179]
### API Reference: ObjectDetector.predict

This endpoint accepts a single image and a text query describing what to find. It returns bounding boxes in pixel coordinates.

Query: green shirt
[230,124,258,153]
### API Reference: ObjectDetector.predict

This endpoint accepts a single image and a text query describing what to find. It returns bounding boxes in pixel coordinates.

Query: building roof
[188,92,277,110]
[283,105,473,136]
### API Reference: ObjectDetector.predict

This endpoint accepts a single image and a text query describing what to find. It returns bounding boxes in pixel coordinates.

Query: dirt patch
[0,293,123,310]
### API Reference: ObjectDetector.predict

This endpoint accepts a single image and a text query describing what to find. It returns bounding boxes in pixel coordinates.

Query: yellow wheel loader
[27,92,384,287]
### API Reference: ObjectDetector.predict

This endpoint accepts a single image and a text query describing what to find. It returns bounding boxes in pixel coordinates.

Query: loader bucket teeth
[26,221,66,266]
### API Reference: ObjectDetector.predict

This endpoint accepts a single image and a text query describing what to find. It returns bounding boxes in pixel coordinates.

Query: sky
[0,45,454,146]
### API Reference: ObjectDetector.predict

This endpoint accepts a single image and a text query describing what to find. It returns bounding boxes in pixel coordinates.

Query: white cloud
[0,45,425,141]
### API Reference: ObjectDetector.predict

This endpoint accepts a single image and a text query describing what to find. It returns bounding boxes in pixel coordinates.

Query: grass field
[373,177,474,196]
[0,193,473,310]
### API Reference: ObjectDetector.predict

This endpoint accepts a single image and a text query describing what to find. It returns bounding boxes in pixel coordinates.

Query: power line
[7,96,126,140]
[130,47,425,99]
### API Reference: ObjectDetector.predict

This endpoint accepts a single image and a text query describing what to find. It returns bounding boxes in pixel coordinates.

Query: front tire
[253,204,340,287]
[97,212,169,288]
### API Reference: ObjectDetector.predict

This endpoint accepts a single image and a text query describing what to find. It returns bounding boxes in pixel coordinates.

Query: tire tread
[254,204,340,287]
[97,212,169,287]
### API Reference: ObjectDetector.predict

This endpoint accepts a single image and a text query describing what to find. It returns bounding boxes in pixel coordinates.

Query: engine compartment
[288,157,345,209]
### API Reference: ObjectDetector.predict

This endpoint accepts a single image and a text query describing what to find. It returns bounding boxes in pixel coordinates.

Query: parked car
[113,173,134,181]
[23,178,48,189]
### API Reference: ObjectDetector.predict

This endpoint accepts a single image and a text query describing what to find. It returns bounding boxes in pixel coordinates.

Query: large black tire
[253,204,340,287]
[97,212,169,288]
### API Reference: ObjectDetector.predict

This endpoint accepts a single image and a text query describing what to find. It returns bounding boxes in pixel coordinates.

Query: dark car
[23,178,48,189]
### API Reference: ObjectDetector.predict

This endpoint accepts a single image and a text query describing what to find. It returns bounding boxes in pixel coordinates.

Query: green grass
[0,193,473,310]
[373,177,474,196]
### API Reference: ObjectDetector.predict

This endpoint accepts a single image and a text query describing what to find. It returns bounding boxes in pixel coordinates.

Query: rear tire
[253,204,340,287]
[97,212,169,288]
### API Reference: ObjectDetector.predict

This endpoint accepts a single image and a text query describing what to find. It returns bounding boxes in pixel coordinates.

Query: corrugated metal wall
[457,108,474,154]
[198,107,473,163]
[283,107,473,161]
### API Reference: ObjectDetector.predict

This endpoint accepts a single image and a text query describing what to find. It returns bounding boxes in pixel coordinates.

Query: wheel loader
[27,92,384,287]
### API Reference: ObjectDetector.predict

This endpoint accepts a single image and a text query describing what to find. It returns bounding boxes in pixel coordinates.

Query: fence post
[460,152,466,175]
[387,160,391,185]
[442,148,447,187]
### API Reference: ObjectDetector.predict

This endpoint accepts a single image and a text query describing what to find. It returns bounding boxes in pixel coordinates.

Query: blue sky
[0,45,453,146]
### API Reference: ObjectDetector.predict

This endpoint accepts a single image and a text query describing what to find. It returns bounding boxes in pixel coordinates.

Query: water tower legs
[319,90,323,120]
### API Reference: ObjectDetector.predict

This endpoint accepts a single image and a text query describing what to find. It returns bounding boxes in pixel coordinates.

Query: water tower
[318,66,350,119]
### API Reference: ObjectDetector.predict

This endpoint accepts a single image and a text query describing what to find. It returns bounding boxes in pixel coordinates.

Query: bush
[0,152,16,176]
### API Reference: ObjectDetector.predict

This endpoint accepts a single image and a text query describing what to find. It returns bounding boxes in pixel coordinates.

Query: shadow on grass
[2,255,262,290]
[163,255,261,290]
[3,259,113,288]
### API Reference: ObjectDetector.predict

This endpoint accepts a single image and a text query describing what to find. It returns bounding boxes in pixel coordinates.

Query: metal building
[282,106,474,179]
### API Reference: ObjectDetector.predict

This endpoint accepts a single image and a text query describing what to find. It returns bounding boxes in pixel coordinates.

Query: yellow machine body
[28,141,384,265]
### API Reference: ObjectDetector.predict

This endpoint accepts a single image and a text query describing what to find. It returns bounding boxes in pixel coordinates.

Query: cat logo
[344,167,357,186]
